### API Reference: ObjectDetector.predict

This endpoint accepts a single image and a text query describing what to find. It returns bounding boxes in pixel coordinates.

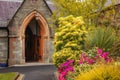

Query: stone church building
[0,0,54,66]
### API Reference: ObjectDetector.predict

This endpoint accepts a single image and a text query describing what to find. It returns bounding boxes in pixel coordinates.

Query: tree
[52,0,115,26]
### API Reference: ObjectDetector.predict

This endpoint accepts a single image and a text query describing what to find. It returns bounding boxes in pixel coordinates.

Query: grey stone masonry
[9,0,52,36]
[0,29,7,37]
[0,30,8,63]
[7,0,54,65]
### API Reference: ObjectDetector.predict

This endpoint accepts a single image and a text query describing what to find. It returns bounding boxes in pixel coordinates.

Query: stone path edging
[54,72,59,80]
[16,74,24,80]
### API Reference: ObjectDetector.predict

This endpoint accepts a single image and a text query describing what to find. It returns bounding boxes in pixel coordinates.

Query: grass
[0,72,18,80]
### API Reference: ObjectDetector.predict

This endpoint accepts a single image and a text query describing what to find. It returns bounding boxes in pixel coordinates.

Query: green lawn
[0,72,18,80]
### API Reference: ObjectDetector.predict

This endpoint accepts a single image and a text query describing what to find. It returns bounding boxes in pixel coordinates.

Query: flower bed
[53,48,118,80]
[52,15,120,80]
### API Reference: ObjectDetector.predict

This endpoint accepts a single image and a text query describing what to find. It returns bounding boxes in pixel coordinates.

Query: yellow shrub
[75,64,120,80]
[52,48,79,67]
[54,15,88,52]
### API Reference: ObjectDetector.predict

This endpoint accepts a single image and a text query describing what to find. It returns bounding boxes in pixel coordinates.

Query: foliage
[112,30,120,57]
[53,15,88,68]
[96,7,115,27]
[52,0,115,26]
[79,48,113,65]
[54,15,88,52]
[52,48,80,67]
[52,0,110,17]
[55,48,113,80]
[74,64,120,80]
[73,48,113,80]
[66,64,93,80]
[58,60,74,80]
[85,27,115,52]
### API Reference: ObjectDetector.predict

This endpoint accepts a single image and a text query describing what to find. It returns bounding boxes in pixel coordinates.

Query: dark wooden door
[25,26,39,62]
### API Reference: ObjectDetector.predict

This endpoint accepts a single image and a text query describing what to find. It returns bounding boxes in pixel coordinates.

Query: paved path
[0,65,56,80]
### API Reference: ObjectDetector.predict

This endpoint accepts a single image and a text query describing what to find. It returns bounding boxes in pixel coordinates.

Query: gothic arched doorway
[19,11,50,63]
[25,18,41,62]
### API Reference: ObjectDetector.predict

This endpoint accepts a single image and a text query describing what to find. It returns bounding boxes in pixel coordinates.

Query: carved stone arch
[19,10,49,37]
[19,10,50,63]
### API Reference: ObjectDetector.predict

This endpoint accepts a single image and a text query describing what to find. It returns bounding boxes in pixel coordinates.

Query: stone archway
[19,10,50,63]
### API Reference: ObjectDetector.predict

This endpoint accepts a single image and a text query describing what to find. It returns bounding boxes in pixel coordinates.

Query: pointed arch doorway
[25,18,40,62]
[20,11,50,63]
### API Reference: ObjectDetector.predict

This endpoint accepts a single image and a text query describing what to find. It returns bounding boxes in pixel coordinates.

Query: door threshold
[11,63,53,67]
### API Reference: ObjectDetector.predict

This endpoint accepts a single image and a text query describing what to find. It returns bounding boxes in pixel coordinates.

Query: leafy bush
[79,48,113,65]
[66,64,93,80]
[65,48,113,80]
[53,15,88,68]
[74,64,120,80]
[85,27,115,52]
[52,48,80,67]
[54,48,113,80]
[54,15,88,52]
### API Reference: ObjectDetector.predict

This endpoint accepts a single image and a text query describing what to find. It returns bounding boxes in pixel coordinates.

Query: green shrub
[75,64,120,80]
[85,27,115,52]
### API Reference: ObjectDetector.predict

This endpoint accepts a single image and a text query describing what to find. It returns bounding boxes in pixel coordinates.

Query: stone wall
[0,29,8,64]
[8,0,54,65]
[97,4,120,29]
[9,0,52,36]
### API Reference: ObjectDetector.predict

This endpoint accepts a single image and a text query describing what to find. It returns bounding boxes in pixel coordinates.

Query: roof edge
[43,0,53,14]
[7,0,25,27]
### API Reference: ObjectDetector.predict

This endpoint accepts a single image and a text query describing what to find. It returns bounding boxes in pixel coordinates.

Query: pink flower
[60,60,74,68]
[58,68,62,73]
[79,53,86,64]
[101,52,109,59]
[84,56,89,62]
[87,59,95,64]
[65,66,74,72]
[61,71,67,76]
[97,48,109,59]
[79,60,83,64]
[105,57,113,63]
[59,72,66,80]
[58,60,74,80]
[97,48,103,55]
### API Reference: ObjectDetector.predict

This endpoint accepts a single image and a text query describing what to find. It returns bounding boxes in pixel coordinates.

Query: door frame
[19,10,50,63]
